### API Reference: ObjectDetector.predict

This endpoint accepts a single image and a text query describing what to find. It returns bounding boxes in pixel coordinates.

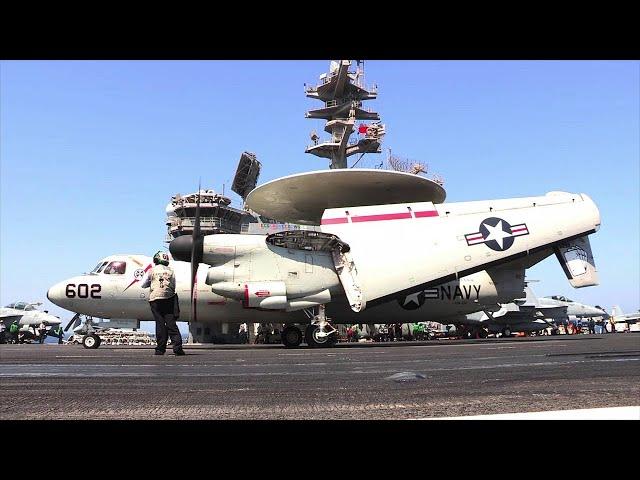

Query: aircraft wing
[485,310,534,324]
[554,235,598,288]
[0,308,24,323]
[518,305,568,320]
[477,309,558,331]
[320,193,600,311]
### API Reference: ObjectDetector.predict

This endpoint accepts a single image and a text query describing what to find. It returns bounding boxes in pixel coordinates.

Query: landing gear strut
[305,305,337,348]
[305,324,337,347]
[280,305,338,348]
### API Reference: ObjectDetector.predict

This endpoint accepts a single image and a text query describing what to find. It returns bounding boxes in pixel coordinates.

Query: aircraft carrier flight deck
[1,334,638,420]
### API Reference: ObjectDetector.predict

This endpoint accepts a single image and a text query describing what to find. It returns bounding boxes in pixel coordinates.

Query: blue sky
[1,60,638,331]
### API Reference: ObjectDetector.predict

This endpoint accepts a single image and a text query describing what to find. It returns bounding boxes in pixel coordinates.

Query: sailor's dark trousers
[150,295,182,353]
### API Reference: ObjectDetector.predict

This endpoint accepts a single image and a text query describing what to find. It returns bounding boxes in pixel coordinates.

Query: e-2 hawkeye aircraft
[47,170,601,348]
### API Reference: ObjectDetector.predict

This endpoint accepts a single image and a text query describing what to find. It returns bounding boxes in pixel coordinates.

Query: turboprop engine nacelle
[198,233,342,311]
[209,280,332,311]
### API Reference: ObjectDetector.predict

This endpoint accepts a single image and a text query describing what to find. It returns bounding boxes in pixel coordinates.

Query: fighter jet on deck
[609,306,640,326]
[453,286,568,337]
[540,295,609,320]
[1,302,62,328]
[1,302,62,342]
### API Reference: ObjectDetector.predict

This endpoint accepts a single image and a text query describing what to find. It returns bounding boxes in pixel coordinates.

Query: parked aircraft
[450,286,567,337]
[46,253,537,347]
[1,302,62,328]
[47,170,601,348]
[540,295,608,320]
[610,305,640,326]
[1,302,62,342]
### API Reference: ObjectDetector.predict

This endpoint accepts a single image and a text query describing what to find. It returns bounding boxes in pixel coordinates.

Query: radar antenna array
[387,153,428,176]
[231,152,262,202]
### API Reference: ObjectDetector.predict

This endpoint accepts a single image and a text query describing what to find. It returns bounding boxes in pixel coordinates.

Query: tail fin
[612,305,624,317]
[523,286,541,308]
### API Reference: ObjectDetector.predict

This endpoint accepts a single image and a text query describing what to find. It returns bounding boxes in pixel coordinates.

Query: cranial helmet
[153,251,170,266]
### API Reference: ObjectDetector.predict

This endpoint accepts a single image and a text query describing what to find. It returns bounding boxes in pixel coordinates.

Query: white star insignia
[483,220,511,249]
[403,292,422,306]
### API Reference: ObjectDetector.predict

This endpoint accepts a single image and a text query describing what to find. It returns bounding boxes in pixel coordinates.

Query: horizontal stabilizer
[554,235,598,288]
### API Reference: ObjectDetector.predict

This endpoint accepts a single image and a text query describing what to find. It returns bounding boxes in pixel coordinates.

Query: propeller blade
[64,313,81,332]
[191,180,203,323]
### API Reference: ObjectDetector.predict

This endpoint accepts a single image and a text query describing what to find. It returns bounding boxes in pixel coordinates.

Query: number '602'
[65,283,102,299]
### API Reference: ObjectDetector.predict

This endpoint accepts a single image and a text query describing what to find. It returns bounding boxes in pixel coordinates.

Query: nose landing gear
[82,333,101,349]
[305,305,337,347]
[280,305,338,348]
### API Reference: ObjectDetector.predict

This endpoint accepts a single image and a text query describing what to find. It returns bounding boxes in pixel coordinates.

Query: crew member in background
[38,321,47,344]
[148,251,185,356]
[9,320,20,344]
[53,324,64,344]
[239,323,248,344]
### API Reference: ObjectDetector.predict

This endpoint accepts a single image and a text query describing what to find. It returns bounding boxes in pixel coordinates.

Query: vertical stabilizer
[612,305,624,318]
[524,286,541,308]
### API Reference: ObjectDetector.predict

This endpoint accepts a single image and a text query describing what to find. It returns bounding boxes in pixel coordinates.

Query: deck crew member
[149,251,185,356]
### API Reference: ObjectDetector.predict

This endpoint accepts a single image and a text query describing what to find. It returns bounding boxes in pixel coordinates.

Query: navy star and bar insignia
[465,217,529,252]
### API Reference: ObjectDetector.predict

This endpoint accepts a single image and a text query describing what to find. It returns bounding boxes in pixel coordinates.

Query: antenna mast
[304,60,385,169]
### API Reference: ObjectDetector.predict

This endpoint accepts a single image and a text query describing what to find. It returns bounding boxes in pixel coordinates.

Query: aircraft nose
[47,281,68,308]
[47,314,62,325]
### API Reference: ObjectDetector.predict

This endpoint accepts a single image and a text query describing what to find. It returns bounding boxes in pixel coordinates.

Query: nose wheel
[304,305,337,347]
[82,333,101,349]
[305,324,337,347]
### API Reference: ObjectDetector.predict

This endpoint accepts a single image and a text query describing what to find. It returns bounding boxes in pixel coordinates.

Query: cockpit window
[90,261,106,273]
[96,261,109,273]
[551,295,573,303]
[11,302,33,310]
[103,261,127,275]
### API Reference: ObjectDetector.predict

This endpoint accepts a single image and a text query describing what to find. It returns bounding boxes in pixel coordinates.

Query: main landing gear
[281,325,304,348]
[281,305,338,348]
